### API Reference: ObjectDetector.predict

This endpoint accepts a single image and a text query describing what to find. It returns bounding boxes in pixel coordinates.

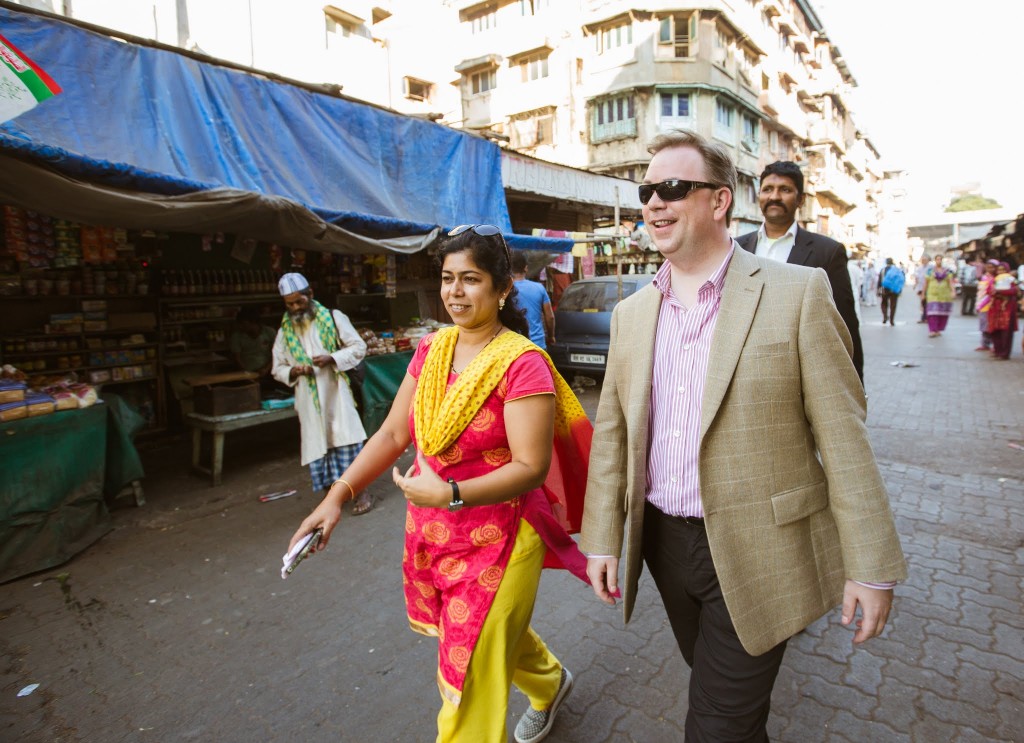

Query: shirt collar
[758,221,798,241]
[652,242,734,299]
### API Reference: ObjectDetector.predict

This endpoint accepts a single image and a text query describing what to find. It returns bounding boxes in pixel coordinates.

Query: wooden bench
[185,406,297,486]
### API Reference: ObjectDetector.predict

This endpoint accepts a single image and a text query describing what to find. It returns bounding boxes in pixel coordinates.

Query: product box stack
[2,207,57,268]
[1,364,97,421]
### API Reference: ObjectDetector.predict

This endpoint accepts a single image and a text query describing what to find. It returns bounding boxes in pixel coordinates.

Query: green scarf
[280,299,341,415]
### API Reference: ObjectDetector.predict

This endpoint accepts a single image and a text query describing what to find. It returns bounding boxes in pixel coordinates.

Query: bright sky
[815,0,1024,219]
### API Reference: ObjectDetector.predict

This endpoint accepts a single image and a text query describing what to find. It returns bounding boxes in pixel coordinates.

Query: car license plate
[570,353,605,364]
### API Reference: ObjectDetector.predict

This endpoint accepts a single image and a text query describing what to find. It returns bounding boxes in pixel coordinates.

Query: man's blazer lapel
[626,285,661,451]
[786,226,814,267]
[701,248,763,440]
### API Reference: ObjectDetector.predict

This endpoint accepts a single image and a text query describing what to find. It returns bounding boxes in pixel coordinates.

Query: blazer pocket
[750,341,791,356]
[771,481,828,525]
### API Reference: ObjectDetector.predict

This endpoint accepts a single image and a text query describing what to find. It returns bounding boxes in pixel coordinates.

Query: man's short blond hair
[647,129,737,223]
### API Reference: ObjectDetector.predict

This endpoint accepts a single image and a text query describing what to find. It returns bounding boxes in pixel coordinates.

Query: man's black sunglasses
[638,179,719,205]
[447,224,512,265]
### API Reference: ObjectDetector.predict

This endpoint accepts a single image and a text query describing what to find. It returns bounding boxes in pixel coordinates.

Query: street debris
[1008,443,1023,452]
[17,684,40,697]
[259,489,298,503]
[890,361,919,368]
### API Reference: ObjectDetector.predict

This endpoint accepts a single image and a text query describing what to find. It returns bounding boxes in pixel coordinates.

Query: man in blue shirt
[511,251,555,349]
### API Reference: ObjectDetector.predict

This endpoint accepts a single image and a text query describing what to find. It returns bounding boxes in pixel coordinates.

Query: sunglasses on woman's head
[447,224,512,265]
[638,179,718,205]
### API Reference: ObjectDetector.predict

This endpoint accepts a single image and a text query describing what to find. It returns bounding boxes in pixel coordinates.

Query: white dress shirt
[754,221,798,263]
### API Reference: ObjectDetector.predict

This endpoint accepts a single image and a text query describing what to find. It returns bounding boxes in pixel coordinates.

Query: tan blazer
[580,246,907,656]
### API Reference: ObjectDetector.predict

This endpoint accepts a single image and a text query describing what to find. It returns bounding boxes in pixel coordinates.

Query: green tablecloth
[360,350,414,437]
[0,404,112,583]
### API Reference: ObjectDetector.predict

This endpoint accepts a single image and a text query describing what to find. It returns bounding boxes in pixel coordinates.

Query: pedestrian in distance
[914,254,931,323]
[737,160,864,382]
[958,259,979,315]
[510,251,555,349]
[271,273,372,514]
[287,225,595,743]
[580,129,906,742]
[987,261,1020,359]
[879,257,905,325]
[848,257,864,322]
[924,254,956,337]
[975,260,998,351]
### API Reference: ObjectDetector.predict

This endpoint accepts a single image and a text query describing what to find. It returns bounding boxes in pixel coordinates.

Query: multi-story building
[26,0,890,250]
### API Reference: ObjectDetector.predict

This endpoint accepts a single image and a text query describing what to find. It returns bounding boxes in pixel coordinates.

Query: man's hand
[841,579,893,645]
[312,354,335,368]
[289,365,313,381]
[586,556,620,605]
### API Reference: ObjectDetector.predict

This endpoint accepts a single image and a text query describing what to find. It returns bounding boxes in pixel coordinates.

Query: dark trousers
[880,290,899,324]
[991,329,1015,359]
[642,502,787,742]
[961,285,977,315]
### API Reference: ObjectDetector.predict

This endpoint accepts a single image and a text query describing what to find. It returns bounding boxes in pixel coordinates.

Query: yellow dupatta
[413,326,592,533]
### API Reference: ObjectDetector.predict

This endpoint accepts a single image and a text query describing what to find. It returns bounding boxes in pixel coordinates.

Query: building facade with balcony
[36,0,890,249]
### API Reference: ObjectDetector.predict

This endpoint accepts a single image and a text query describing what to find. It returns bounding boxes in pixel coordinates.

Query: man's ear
[715,187,733,220]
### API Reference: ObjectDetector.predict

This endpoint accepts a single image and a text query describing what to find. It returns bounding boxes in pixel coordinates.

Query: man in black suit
[737,161,863,382]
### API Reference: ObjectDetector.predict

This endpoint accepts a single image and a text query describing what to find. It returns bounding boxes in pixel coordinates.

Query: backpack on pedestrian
[881,266,905,294]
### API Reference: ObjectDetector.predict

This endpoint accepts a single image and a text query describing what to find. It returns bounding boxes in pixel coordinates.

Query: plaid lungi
[308,442,364,492]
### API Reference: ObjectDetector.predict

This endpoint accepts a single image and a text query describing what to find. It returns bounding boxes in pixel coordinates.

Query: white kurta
[272,309,367,466]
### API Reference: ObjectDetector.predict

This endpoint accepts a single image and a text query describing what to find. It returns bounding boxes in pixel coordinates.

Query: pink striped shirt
[645,248,733,518]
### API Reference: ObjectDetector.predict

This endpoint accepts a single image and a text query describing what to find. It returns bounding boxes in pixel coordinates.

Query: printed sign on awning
[0,32,61,123]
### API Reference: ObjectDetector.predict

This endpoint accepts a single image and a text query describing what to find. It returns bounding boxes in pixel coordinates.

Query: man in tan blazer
[580,130,906,741]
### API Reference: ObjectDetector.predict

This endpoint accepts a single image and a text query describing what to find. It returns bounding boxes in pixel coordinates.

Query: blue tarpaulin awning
[0,6,573,253]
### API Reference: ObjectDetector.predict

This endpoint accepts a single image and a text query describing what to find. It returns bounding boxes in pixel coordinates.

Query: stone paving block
[917,689,1002,739]
[799,674,879,719]
[830,709,910,743]
[884,657,957,699]
[872,677,924,733]
[992,694,1024,742]
[776,696,837,743]
[842,652,885,697]
[924,619,993,653]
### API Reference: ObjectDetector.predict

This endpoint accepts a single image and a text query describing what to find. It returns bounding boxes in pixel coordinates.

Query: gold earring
[498,298,506,310]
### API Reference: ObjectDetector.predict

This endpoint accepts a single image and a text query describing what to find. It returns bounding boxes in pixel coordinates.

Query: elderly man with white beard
[272,272,372,514]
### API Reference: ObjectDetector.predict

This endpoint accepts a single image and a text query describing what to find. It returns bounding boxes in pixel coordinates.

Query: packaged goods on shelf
[0,401,27,421]
[25,392,56,417]
[0,379,27,403]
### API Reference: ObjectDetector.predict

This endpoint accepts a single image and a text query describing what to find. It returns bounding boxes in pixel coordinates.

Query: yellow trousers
[435,521,563,743]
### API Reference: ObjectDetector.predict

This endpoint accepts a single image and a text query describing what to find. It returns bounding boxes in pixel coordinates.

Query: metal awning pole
[615,186,624,301]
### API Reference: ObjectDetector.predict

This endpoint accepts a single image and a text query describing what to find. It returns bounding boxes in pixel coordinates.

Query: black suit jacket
[737,226,863,381]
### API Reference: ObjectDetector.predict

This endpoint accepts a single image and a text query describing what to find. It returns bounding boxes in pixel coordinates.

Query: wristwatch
[447,478,464,512]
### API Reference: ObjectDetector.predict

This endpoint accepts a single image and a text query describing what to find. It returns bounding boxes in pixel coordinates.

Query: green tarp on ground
[360,351,414,438]
[0,404,111,583]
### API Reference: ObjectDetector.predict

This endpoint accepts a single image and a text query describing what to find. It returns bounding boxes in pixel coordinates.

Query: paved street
[2,297,1022,742]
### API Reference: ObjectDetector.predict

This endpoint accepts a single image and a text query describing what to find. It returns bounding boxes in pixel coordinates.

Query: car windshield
[558,281,638,312]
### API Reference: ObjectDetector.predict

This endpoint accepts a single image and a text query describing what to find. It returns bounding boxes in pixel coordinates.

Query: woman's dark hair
[436,230,529,338]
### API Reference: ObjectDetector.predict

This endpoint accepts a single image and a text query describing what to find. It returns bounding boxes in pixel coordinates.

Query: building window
[511,110,555,148]
[742,115,759,152]
[713,25,734,68]
[658,13,694,58]
[468,7,497,34]
[468,68,497,95]
[592,93,636,142]
[597,20,633,54]
[519,0,548,16]
[658,91,692,131]
[404,77,433,102]
[714,99,734,138]
[325,17,353,48]
[660,91,690,118]
[769,129,779,154]
[519,52,549,82]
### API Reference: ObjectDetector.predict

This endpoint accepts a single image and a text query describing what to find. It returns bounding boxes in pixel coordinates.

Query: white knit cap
[278,272,309,296]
